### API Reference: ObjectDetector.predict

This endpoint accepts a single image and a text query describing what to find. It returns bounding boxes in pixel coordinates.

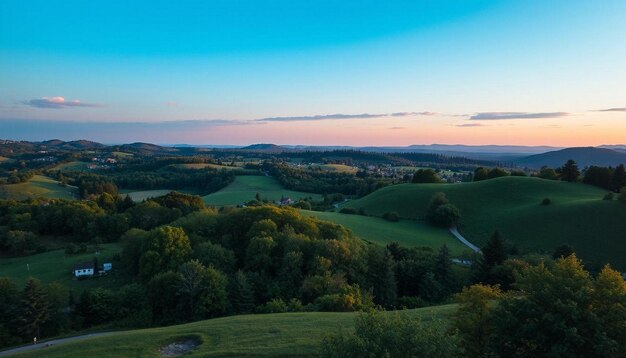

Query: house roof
[73,261,94,271]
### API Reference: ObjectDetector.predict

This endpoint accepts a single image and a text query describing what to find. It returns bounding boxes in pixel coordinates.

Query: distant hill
[515,147,626,168]
[240,143,287,152]
[39,139,106,150]
[344,176,626,269]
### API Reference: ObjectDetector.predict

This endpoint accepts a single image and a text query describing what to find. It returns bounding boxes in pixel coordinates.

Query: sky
[1,0,625,146]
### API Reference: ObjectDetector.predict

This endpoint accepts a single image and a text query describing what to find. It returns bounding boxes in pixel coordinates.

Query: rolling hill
[6,305,456,357]
[343,176,626,269]
[203,176,322,206]
[0,175,78,200]
[515,147,626,168]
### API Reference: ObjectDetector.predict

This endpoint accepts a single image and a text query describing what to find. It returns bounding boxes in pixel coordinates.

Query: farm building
[73,262,95,277]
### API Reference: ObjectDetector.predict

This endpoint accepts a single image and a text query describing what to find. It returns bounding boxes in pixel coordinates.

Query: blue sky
[1,0,625,145]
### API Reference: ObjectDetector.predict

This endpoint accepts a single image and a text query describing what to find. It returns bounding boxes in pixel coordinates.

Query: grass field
[0,243,122,289]
[119,189,196,202]
[311,164,358,174]
[11,304,457,357]
[52,161,92,172]
[111,151,133,157]
[303,211,468,255]
[0,175,78,200]
[343,176,626,269]
[203,176,322,206]
[169,163,244,171]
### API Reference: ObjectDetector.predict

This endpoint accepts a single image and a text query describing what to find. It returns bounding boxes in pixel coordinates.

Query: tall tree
[19,278,51,340]
[560,159,580,182]
[229,270,256,314]
[475,231,507,284]
[611,164,626,192]
[434,244,454,298]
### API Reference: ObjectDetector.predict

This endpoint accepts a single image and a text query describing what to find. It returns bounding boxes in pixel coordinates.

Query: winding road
[0,332,118,357]
[449,227,481,253]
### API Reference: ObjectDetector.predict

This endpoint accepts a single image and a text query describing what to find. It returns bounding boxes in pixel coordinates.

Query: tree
[538,166,559,180]
[583,166,614,190]
[19,278,51,339]
[364,247,397,307]
[142,226,192,274]
[433,244,454,298]
[178,260,209,320]
[229,271,255,314]
[453,284,503,357]
[552,244,575,259]
[611,164,626,192]
[0,278,20,347]
[592,265,626,356]
[487,167,509,179]
[560,159,580,182]
[411,169,442,183]
[426,192,461,228]
[473,167,489,182]
[475,231,507,284]
[487,255,619,357]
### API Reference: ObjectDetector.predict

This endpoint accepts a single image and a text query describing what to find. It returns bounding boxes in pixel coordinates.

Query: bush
[291,200,312,210]
[339,208,357,215]
[619,188,626,203]
[65,243,78,256]
[603,192,614,200]
[382,212,399,222]
[256,298,289,313]
[321,310,461,358]
[541,198,551,205]
[397,296,428,309]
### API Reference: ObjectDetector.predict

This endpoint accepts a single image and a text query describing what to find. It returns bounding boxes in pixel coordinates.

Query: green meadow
[11,304,457,357]
[203,176,322,206]
[0,175,78,200]
[304,210,467,255]
[344,176,626,268]
[0,243,122,289]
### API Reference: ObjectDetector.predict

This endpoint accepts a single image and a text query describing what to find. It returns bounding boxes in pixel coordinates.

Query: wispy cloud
[388,126,406,130]
[596,107,626,112]
[23,97,102,109]
[469,112,569,120]
[256,112,437,122]
[456,123,485,127]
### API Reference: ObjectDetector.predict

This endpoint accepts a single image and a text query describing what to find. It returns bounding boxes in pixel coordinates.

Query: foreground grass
[0,175,78,200]
[203,176,322,206]
[12,305,457,357]
[344,176,626,269]
[304,210,468,255]
[0,243,122,289]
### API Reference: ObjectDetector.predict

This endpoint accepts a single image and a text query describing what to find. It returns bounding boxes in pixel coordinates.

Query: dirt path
[0,332,118,357]
[449,227,481,253]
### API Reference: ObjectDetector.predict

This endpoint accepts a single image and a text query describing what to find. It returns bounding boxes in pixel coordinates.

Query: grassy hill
[119,189,198,202]
[303,211,468,255]
[0,175,78,200]
[343,176,626,269]
[10,304,456,357]
[203,176,322,206]
[52,161,93,172]
[0,243,122,289]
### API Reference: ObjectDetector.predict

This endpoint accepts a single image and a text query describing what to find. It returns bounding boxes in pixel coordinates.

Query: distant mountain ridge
[515,147,626,168]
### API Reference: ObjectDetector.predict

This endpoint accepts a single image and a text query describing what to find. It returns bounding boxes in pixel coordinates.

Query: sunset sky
[1,0,625,146]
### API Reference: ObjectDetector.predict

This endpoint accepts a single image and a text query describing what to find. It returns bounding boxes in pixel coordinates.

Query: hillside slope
[515,147,626,168]
[344,177,626,269]
[9,305,456,357]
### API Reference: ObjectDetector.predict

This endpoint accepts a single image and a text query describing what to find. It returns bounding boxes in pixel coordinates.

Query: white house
[73,262,95,278]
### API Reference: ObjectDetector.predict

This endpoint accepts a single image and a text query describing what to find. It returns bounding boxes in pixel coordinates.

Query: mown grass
[344,176,626,269]
[203,176,322,206]
[12,304,457,357]
[52,161,92,172]
[303,211,468,255]
[119,189,197,202]
[0,243,122,289]
[312,164,358,174]
[0,175,78,200]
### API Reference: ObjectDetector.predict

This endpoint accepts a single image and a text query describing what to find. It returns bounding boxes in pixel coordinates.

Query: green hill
[203,176,322,206]
[303,211,468,255]
[9,305,456,357]
[343,176,626,269]
[0,175,78,200]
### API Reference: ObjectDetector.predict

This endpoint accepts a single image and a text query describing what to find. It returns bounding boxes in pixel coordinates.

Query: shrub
[382,212,399,222]
[541,198,551,205]
[256,298,289,313]
[603,192,614,200]
[65,243,78,256]
[619,188,626,203]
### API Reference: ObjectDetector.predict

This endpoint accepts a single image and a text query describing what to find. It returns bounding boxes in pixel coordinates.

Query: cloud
[469,112,569,120]
[388,126,406,130]
[23,97,102,109]
[456,123,485,127]
[256,111,437,122]
[597,107,626,112]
